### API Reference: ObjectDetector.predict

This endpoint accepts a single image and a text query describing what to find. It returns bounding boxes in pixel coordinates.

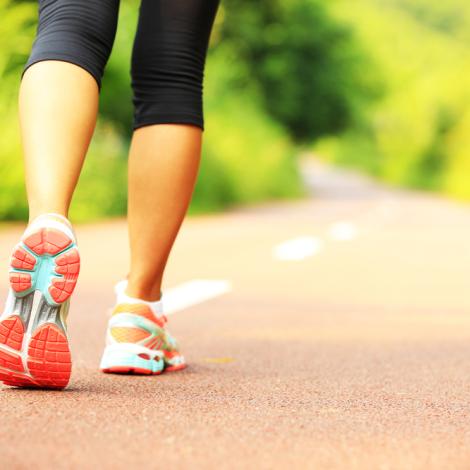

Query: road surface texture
[2,159,470,469]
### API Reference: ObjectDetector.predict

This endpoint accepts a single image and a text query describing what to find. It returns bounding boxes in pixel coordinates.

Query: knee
[131,51,205,130]
[25,0,119,87]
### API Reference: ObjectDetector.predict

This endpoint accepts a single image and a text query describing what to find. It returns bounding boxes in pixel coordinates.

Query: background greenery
[316,0,470,199]
[1,0,469,221]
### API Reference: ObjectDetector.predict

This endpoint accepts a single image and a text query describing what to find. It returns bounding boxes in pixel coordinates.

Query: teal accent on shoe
[10,241,78,306]
[100,349,165,374]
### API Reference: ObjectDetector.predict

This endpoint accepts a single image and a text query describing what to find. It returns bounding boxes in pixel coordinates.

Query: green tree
[219,0,380,143]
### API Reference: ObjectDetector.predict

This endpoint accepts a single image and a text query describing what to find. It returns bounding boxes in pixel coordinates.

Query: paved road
[2,159,470,469]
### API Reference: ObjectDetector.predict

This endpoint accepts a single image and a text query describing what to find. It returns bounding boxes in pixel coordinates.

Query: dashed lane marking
[273,236,323,261]
[328,222,358,241]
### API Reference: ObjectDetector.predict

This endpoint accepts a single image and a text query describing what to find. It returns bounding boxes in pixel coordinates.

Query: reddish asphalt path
[2,160,470,469]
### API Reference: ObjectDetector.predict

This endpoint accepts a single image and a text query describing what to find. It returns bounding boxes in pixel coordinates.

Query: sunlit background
[1,0,470,220]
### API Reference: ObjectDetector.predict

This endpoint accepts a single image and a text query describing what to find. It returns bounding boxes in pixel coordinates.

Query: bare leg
[126,124,202,301]
[19,62,99,221]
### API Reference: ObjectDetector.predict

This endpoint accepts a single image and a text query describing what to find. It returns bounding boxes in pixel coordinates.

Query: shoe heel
[100,344,165,375]
[9,227,80,306]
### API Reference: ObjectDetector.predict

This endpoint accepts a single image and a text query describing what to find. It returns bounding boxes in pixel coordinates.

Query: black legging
[25,0,220,130]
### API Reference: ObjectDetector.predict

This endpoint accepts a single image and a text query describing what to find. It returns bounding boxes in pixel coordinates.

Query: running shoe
[100,281,186,375]
[0,214,80,389]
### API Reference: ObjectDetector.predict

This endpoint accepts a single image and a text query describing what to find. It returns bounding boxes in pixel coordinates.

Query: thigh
[28,0,121,86]
[132,0,219,82]
[36,0,120,31]
[131,0,219,128]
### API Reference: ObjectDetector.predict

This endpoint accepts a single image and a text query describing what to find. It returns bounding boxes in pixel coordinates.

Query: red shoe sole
[101,364,185,375]
[165,363,187,372]
[1,226,77,390]
[0,316,71,389]
[101,366,162,375]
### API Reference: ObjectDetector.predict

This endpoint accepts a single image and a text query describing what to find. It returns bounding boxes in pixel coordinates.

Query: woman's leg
[20,62,99,220]
[126,0,220,301]
[127,125,202,301]
[100,0,219,375]
[0,0,120,390]
[21,0,120,221]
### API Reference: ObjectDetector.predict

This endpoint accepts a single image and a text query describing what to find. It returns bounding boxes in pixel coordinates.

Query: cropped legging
[25,0,220,130]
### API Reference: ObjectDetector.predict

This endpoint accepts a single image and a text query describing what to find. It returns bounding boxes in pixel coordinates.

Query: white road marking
[329,222,358,241]
[274,236,322,261]
[163,279,232,314]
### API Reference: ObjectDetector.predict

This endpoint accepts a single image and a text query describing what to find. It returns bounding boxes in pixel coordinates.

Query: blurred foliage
[0,0,35,220]
[315,0,470,199]
[6,0,353,220]
[7,0,466,220]
[220,0,380,143]
[195,47,301,212]
[0,0,375,221]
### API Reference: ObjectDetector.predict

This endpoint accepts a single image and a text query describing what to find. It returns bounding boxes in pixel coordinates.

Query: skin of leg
[126,124,202,301]
[19,61,99,221]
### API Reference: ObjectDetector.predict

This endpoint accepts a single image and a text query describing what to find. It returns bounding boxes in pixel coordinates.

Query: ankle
[28,210,70,225]
[126,277,162,302]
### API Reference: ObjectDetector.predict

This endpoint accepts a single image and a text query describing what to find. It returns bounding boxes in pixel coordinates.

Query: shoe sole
[0,228,79,389]
[100,343,186,375]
